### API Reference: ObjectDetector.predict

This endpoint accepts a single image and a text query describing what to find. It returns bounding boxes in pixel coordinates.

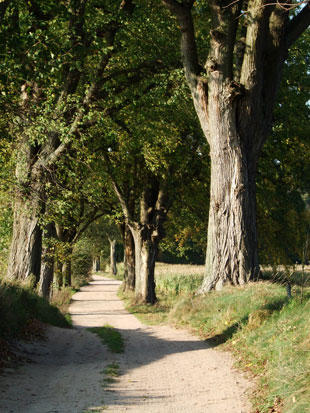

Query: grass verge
[0,280,70,340]
[50,286,77,321]
[0,279,71,365]
[121,264,310,413]
[88,325,124,353]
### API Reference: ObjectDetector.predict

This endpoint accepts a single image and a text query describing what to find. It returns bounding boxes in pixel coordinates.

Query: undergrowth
[121,264,310,413]
[0,280,70,342]
[50,286,77,316]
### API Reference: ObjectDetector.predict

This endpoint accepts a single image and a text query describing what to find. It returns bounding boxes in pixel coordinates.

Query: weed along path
[0,275,251,413]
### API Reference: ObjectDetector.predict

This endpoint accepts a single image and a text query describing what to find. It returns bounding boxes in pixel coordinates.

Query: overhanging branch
[286,2,310,48]
[163,0,200,88]
[101,152,133,224]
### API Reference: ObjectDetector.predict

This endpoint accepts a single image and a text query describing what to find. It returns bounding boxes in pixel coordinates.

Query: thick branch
[73,211,106,243]
[163,0,200,88]
[0,0,10,21]
[286,3,310,48]
[100,59,165,85]
[102,153,133,224]
[40,42,117,167]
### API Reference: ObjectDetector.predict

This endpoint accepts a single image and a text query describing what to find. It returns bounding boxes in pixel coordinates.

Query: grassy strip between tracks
[88,325,125,353]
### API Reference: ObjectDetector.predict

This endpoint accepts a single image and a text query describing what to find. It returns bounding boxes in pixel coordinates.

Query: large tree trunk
[6,139,44,285]
[122,224,135,291]
[109,159,171,304]
[7,198,42,283]
[109,239,117,276]
[131,226,157,304]
[38,222,56,299]
[163,0,300,291]
[129,184,169,304]
[198,101,259,291]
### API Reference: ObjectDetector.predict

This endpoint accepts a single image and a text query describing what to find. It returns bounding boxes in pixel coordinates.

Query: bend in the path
[69,274,252,413]
[0,274,251,413]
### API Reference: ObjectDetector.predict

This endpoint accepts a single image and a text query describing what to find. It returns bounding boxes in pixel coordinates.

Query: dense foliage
[0,1,309,294]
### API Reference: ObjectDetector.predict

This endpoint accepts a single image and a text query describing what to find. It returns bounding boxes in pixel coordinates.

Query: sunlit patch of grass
[83,405,107,412]
[104,362,120,377]
[50,286,76,317]
[155,262,205,277]
[88,325,124,353]
[119,288,173,325]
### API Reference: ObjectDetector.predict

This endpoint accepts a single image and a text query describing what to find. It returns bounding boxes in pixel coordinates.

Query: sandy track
[0,275,251,412]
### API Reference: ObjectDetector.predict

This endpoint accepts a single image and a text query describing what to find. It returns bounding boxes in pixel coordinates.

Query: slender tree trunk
[54,260,63,289]
[109,239,117,276]
[38,222,56,299]
[131,226,157,304]
[93,257,100,272]
[123,224,135,291]
[62,254,72,287]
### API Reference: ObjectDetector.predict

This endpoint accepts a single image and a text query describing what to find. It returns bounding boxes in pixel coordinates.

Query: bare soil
[0,275,252,412]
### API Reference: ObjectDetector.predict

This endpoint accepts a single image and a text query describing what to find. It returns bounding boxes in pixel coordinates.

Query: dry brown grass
[155,262,205,278]
[50,287,76,315]
[261,264,310,273]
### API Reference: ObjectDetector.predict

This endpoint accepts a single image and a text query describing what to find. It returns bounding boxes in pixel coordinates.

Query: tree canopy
[0,0,309,303]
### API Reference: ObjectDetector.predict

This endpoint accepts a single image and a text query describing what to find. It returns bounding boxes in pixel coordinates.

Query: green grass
[104,362,120,378]
[88,325,124,353]
[96,262,125,281]
[50,286,77,319]
[0,280,71,341]
[121,264,310,413]
[83,405,107,413]
[99,362,120,393]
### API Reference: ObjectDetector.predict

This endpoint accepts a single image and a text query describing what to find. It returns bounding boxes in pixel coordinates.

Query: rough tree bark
[163,0,310,291]
[7,198,42,283]
[130,224,158,304]
[6,103,44,283]
[110,173,171,303]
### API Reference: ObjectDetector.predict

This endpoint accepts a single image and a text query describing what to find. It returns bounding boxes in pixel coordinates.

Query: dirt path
[0,275,252,412]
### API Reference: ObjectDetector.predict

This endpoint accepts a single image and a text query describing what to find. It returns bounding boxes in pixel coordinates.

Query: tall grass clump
[155,262,204,296]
